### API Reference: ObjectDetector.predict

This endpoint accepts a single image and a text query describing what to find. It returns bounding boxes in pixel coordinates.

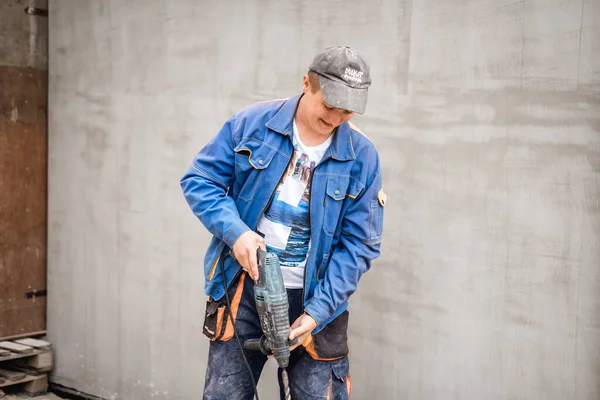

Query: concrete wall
[48,1,600,399]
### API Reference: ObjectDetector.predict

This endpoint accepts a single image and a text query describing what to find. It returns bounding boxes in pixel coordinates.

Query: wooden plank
[0,348,44,363]
[0,65,48,340]
[0,331,47,342]
[0,342,33,354]
[0,373,44,389]
[0,369,26,382]
[13,338,51,351]
[6,365,41,377]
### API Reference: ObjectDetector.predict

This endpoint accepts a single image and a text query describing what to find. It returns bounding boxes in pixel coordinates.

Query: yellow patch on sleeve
[378,189,387,207]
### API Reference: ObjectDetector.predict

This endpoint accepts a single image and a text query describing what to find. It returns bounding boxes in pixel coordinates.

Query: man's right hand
[232,231,265,281]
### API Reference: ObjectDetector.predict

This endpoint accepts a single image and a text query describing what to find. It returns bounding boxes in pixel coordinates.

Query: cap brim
[319,76,368,115]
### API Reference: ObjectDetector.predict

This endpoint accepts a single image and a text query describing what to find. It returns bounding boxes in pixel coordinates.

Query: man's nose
[328,110,343,126]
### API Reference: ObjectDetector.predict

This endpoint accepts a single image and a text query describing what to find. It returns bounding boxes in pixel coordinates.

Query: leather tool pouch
[202,272,246,342]
[305,310,350,360]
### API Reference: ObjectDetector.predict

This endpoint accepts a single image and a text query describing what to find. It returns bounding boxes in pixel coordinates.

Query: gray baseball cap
[309,46,371,114]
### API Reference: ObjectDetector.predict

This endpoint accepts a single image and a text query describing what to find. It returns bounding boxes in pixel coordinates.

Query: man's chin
[318,122,335,134]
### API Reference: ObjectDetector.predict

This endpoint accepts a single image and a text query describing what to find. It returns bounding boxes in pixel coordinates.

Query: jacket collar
[265,95,356,162]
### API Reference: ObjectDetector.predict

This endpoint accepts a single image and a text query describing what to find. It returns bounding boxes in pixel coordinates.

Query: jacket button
[259,159,264,165]
[334,189,340,195]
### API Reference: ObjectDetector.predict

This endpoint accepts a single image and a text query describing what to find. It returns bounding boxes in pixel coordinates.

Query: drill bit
[282,368,292,400]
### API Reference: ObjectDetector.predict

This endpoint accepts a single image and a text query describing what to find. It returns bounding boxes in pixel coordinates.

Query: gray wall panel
[48,1,600,399]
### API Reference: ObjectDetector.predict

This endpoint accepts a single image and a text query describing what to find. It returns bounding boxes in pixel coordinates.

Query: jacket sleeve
[304,158,384,326]
[180,114,251,248]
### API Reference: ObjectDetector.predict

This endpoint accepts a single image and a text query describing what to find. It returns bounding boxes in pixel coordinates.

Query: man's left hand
[289,313,317,351]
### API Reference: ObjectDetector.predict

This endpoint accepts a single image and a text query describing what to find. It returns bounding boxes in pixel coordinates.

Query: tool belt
[303,310,350,361]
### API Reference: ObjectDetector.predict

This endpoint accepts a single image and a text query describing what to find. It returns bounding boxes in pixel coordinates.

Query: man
[181,45,385,399]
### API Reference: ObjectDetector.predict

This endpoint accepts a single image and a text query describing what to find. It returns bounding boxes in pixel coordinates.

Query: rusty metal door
[0,66,48,340]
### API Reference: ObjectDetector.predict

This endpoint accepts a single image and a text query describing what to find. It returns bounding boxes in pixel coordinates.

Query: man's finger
[289,343,300,351]
[250,265,259,281]
[289,326,306,340]
[237,252,245,270]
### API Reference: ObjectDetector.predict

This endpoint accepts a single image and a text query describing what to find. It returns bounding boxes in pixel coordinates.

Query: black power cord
[220,256,261,400]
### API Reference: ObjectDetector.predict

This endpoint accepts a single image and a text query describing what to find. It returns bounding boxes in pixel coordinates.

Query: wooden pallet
[0,339,52,397]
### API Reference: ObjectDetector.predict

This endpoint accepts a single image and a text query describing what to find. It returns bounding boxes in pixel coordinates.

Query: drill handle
[257,248,267,266]
[244,338,265,353]
[243,336,299,356]
[244,336,271,356]
[256,248,269,285]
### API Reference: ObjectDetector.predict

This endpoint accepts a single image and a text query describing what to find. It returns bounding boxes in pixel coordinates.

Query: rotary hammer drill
[244,249,297,397]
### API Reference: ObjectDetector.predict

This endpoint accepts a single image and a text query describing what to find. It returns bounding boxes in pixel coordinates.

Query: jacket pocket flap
[234,139,277,170]
[326,176,350,201]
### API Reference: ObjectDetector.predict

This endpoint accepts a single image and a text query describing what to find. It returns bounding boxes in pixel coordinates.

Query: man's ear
[302,74,310,94]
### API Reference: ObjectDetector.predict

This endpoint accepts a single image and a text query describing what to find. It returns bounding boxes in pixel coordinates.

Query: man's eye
[323,103,332,110]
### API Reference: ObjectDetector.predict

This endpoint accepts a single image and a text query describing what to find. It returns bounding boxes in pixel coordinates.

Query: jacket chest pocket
[323,176,363,236]
[234,139,276,201]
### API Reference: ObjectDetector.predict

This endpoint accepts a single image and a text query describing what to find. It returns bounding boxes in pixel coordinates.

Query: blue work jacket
[180,95,384,333]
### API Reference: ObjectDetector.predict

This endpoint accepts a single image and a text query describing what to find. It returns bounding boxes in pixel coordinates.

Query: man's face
[300,75,355,136]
